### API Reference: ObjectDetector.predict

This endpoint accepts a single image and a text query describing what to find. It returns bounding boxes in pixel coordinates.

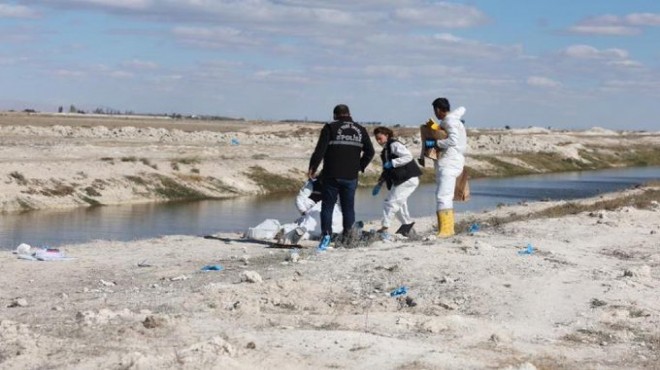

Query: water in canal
[1,166,658,249]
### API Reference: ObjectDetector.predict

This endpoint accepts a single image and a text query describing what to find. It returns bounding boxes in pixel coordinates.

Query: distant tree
[69,105,77,113]
[505,125,511,130]
[58,106,63,113]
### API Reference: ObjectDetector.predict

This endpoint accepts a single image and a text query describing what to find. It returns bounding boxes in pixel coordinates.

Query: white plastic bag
[246,219,281,240]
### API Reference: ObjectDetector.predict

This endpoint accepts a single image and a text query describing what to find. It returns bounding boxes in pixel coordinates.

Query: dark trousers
[320,177,358,236]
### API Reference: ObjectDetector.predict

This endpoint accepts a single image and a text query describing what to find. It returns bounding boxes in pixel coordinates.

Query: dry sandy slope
[1,187,658,369]
[2,112,659,213]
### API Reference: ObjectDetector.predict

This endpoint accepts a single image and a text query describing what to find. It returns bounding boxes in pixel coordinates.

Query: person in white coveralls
[423,97,467,237]
[371,126,421,237]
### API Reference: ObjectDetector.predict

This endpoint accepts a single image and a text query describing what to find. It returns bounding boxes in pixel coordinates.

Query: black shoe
[395,223,415,237]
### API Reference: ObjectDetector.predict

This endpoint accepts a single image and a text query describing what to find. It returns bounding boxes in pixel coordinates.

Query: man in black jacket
[308,104,375,250]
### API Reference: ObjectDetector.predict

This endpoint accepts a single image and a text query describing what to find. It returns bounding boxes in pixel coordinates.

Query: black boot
[395,222,415,237]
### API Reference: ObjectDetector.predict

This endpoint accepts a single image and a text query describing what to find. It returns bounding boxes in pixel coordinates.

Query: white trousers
[434,152,464,211]
[382,177,419,228]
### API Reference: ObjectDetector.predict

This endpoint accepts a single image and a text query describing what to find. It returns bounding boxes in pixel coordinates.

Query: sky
[1,1,659,130]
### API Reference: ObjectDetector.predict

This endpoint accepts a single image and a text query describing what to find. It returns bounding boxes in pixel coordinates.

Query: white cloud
[625,13,660,26]
[606,60,643,68]
[121,59,159,70]
[172,26,260,48]
[568,25,639,36]
[526,76,562,89]
[0,4,39,18]
[564,45,628,60]
[392,2,488,28]
[569,12,660,36]
[253,70,310,84]
[54,69,86,78]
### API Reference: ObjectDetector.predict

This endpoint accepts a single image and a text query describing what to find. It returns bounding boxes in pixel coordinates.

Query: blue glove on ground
[425,139,436,148]
[371,183,382,196]
[383,161,393,169]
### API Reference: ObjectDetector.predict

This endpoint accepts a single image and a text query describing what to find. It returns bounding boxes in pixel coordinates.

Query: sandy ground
[1,185,659,369]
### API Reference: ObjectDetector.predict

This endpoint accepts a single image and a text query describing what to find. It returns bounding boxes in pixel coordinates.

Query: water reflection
[1,166,658,249]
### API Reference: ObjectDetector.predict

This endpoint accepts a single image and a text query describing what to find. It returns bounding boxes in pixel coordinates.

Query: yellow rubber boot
[438,209,455,237]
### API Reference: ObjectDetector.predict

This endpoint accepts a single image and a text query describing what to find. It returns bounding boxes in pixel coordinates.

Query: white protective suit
[293,179,343,239]
[381,141,419,228]
[433,107,467,210]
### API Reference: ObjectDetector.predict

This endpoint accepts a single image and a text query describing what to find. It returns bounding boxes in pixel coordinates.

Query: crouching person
[372,126,421,237]
[293,175,343,240]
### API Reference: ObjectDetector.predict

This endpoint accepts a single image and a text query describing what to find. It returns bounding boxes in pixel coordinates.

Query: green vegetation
[456,186,660,232]
[206,177,240,194]
[152,174,207,200]
[245,166,300,193]
[16,198,36,211]
[80,196,102,206]
[125,175,148,186]
[9,171,28,186]
[84,186,101,197]
[173,156,201,165]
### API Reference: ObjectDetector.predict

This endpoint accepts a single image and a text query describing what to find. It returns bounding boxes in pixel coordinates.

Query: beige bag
[420,120,447,160]
[454,169,470,202]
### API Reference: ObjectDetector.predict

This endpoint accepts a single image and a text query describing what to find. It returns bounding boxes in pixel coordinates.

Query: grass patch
[457,187,660,232]
[470,155,531,177]
[16,198,36,211]
[41,183,76,197]
[152,174,207,200]
[125,175,149,186]
[207,177,240,194]
[173,156,201,165]
[139,157,158,169]
[80,196,102,206]
[84,186,101,197]
[245,166,300,193]
[9,171,28,185]
[121,156,138,162]
[514,152,593,172]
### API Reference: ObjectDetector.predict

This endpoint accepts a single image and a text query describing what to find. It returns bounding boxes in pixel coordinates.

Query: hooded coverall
[433,107,467,211]
[380,140,420,229]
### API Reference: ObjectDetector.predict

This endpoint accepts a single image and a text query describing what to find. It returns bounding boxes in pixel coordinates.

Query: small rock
[240,270,263,283]
[434,299,457,310]
[405,296,417,307]
[143,315,166,329]
[99,279,116,287]
[8,298,28,308]
[246,342,256,349]
[170,275,189,281]
[623,265,651,279]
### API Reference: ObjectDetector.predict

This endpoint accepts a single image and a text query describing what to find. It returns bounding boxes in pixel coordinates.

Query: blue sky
[1,1,659,130]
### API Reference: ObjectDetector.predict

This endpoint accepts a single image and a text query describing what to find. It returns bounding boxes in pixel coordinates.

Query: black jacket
[309,120,375,180]
[380,138,422,189]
